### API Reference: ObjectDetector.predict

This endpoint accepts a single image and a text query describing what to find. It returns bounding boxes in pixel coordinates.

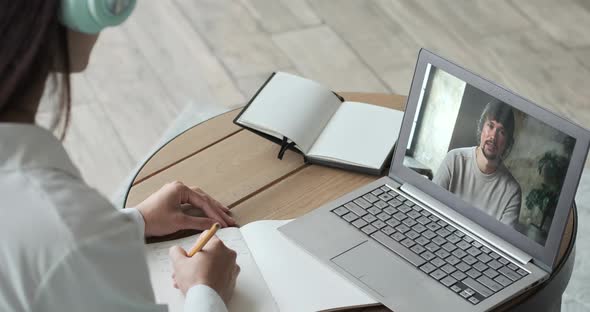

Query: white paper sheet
[146,220,377,312]
[145,228,278,312]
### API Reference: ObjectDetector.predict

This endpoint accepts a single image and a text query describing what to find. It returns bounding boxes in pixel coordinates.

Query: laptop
[279,49,590,311]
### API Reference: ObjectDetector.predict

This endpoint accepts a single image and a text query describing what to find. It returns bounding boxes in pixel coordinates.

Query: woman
[0,1,239,311]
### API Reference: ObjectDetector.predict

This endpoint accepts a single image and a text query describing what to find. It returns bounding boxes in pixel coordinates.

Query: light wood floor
[38,0,590,197]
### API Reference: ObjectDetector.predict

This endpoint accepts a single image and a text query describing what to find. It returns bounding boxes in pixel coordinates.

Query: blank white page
[307,102,404,169]
[237,72,342,153]
[145,228,278,312]
[241,220,377,312]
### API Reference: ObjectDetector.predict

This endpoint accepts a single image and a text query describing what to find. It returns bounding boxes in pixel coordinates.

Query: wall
[448,85,496,150]
[412,67,466,173]
[504,113,572,233]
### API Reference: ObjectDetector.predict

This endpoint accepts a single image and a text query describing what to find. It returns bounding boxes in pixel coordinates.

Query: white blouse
[0,124,227,312]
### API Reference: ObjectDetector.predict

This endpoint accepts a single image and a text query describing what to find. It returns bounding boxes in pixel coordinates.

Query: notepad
[234,72,405,175]
[146,220,378,312]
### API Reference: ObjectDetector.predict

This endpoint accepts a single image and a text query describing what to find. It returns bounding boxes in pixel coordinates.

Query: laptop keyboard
[332,185,530,305]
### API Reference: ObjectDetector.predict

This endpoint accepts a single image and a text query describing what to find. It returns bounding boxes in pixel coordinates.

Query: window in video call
[405,64,575,246]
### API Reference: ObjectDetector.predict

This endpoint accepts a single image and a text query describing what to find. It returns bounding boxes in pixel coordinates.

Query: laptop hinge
[400,183,533,266]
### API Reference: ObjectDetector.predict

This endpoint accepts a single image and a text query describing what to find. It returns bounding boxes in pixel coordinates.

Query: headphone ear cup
[60,0,136,34]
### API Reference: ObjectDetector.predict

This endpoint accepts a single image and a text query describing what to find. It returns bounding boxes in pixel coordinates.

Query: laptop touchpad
[332,241,416,297]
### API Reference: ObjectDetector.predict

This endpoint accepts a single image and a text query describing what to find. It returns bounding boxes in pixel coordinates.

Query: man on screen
[433,101,522,226]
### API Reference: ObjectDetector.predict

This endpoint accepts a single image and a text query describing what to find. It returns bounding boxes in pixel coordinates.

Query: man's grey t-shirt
[433,147,522,226]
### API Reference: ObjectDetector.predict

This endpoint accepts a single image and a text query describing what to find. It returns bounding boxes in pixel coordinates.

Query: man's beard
[481,141,499,161]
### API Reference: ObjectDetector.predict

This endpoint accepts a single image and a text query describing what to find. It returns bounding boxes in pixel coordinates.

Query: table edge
[122,108,243,208]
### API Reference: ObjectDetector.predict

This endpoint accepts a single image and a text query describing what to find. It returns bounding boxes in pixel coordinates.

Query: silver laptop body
[280,49,590,312]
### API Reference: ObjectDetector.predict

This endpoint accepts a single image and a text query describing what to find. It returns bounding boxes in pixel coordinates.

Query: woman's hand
[136,181,236,237]
[169,235,240,304]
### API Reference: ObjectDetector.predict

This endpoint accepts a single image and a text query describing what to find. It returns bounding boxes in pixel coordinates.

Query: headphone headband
[60,0,136,34]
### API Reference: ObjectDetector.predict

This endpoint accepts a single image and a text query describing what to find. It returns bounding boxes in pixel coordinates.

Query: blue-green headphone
[60,0,136,34]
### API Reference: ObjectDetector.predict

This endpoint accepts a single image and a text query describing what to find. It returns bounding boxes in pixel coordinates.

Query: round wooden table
[125,93,576,311]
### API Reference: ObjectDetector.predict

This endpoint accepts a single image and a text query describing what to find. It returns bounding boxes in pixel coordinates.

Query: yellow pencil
[188,223,220,257]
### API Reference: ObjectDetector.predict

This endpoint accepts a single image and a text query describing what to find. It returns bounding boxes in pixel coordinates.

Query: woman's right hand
[169,234,240,304]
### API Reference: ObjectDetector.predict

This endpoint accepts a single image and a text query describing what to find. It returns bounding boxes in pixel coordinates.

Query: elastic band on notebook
[332,91,344,102]
[278,137,295,160]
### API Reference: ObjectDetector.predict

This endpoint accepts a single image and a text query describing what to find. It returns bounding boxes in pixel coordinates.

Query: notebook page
[145,228,278,312]
[237,72,342,153]
[307,102,404,169]
[241,220,378,312]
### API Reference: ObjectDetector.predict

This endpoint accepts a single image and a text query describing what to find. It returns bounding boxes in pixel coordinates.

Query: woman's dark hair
[476,100,516,159]
[0,1,71,139]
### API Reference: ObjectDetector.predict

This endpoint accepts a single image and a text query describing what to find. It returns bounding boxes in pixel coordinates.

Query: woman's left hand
[136,181,236,237]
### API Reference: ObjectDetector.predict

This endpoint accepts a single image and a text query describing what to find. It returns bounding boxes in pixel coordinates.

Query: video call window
[405,64,575,246]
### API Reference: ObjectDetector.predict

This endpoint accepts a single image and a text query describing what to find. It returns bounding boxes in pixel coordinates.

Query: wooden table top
[125,92,575,312]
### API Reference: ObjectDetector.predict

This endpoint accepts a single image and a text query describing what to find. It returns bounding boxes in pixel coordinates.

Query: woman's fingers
[179,215,217,231]
[204,196,235,226]
[181,186,227,227]
[183,186,235,227]
[191,187,231,213]
[190,187,235,226]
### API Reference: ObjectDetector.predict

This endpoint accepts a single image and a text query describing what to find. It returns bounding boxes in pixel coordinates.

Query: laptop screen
[392,50,590,269]
[402,62,576,248]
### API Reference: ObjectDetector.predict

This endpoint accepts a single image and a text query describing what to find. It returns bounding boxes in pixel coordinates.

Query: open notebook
[234,72,404,175]
[146,220,378,312]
